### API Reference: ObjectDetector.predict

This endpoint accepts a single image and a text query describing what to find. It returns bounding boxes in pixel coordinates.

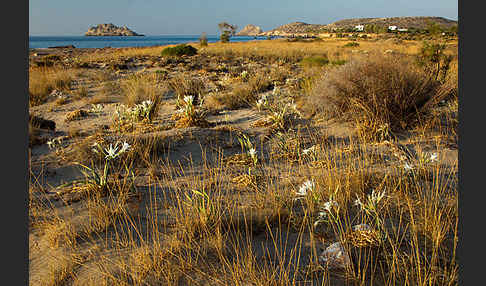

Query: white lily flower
[296,180,315,196]
[248,148,257,157]
[119,142,131,154]
[429,152,438,162]
[322,200,338,212]
[105,143,119,160]
[302,145,316,155]
[184,96,194,104]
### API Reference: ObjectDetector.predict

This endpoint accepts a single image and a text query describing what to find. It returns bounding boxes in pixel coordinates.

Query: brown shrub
[305,53,442,134]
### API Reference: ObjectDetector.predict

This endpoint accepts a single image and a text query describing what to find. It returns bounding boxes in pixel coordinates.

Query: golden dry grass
[29,37,458,286]
[29,67,74,106]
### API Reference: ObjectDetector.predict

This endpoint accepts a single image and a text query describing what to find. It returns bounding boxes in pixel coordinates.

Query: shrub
[304,54,442,135]
[220,31,231,43]
[343,42,360,48]
[168,75,205,107]
[120,74,167,121]
[161,44,197,57]
[199,32,208,47]
[416,41,453,83]
[300,56,330,68]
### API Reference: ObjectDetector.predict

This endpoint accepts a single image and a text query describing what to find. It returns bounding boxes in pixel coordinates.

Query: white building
[388,25,397,31]
[397,28,408,32]
[355,25,364,31]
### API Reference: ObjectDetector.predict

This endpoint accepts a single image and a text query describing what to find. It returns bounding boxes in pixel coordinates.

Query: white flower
[47,140,54,149]
[322,200,338,212]
[104,143,120,160]
[403,162,414,171]
[429,152,438,162]
[248,148,257,157]
[183,96,194,104]
[370,189,386,205]
[296,180,315,196]
[302,145,316,155]
[354,196,363,207]
[119,142,131,154]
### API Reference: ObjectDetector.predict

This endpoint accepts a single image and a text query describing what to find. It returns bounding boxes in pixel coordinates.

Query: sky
[29,0,458,36]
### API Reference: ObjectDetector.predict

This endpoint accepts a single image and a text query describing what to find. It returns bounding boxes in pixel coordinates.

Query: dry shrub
[305,53,443,135]
[211,73,272,109]
[168,74,205,106]
[29,67,74,106]
[121,73,166,106]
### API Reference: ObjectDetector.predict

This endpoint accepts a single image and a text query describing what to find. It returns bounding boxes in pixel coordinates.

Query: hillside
[326,16,457,30]
[263,16,457,35]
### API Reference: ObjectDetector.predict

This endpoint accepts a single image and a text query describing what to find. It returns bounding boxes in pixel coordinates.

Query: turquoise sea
[29,35,270,49]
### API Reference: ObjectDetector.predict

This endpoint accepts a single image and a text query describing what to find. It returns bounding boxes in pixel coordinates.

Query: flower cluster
[354,189,387,215]
[114,100,155,124]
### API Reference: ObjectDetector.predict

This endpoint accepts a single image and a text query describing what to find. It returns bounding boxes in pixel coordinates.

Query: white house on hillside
[397,28,408,32]
[355,25,364,31]
[388,25,397,31]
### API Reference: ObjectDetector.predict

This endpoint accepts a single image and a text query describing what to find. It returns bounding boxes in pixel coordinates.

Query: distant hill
[325,16,457,30]
[263,17,458,36]
[85,23,144,36]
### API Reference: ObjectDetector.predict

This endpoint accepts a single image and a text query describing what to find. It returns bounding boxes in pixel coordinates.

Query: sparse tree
[199,32,208,47]
[218,22,238,43]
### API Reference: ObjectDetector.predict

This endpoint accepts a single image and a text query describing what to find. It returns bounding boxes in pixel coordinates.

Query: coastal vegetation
[29,29,458,286]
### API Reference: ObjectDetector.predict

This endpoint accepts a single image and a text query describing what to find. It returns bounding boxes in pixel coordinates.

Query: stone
[29,114,56,131]
[318,242,352,269]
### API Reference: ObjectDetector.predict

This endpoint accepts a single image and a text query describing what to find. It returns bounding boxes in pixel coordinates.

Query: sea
[29,35,270,49]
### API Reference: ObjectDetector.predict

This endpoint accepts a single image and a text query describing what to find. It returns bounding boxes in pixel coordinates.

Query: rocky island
[236,24,264,36]
[85,23,144,36]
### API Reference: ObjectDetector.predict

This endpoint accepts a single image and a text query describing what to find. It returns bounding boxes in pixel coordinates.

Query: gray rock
[352,224,371,232]
[318,242,351,269]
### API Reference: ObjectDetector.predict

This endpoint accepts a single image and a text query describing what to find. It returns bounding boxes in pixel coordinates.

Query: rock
[236,24,264,36]
[29,114,56,131]
[319,242,352,269]
[352,224,371,232]
[85,23,144,36]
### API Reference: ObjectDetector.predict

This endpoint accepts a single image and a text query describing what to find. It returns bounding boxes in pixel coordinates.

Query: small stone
[352,224,371,232]
[318,242,351,269]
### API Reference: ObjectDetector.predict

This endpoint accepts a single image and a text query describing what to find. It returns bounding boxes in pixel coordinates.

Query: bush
[343,42,360,48]
[304,54,443,135]
[220,31,231,43]
[300,56,330,68]
[161,44,197,57]
[199,32,208,47]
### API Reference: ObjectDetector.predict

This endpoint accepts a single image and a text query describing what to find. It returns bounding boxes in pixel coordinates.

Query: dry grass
[29,37,458,286]
[121,73,167,107]
[29,67,74,106]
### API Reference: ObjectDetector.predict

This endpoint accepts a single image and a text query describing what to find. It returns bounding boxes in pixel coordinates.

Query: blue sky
[29,0,458,36]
